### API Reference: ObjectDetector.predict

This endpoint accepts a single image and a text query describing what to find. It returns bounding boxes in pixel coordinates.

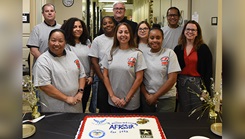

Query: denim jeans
[89,75,99,113]
[177,75,203,112]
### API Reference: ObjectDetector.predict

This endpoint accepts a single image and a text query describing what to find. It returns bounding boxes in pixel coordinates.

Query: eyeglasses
[167,14,179,17]
[113,8,125,11]
[138,28,149,32]
[185,28,197,32]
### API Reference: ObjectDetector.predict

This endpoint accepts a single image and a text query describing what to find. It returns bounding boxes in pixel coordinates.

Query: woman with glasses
[135,21,151,54]
[174,20,213,112]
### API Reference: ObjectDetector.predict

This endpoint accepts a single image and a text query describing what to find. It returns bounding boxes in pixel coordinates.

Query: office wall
[53,0,85,25]
[152,0,189,27]
[133,0,150,23]
[192,0,222,91]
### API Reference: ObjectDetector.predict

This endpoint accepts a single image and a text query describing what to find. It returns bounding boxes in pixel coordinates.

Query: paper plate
[189,136,210,139]
[210,123,222,136]
[23,124,36,138]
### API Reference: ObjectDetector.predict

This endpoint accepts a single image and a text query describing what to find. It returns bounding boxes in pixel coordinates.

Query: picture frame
[22,13,30,23]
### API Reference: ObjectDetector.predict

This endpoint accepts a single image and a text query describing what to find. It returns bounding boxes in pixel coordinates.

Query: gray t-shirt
[138,43,150,54]
[161,25,183,50]
[143,48,181,99]
[88,34,113,70]
[27,22,61,54]
[65,39,91,77]
[102,48,147,110]
[33,50,86,113]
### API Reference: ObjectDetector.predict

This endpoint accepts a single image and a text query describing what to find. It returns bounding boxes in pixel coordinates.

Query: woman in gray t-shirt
[102,23,147,113]
[140,28,181,112]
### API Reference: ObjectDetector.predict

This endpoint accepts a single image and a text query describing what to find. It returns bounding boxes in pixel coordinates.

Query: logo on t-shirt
[161,56,169,66]
[128,57,137,67]
[74,59,80,69]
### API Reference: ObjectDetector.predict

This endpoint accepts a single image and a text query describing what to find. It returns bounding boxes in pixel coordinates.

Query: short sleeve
[33,60,51,87]
[101,53,109,69]
[88,38,99,58]
[167,49,181,74]
[135,51,147,72]
[26,26,39,48]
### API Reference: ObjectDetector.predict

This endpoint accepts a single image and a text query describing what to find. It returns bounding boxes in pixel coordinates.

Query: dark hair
[135,21,151,45]
[42,3,55,13]
[166,7,181,17]
[178,20,204,50]
[152,23,161,29]
[48,29,66,41]
[110,22,136,59]
[61,17,89,46]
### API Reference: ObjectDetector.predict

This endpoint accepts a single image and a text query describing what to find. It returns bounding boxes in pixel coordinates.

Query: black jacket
[174,44,213,94]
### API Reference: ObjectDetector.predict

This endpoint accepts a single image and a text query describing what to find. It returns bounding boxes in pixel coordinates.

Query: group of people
[27,2,213,113]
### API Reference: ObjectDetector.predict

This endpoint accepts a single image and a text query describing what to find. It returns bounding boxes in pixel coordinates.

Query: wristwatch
[77,88,84,93]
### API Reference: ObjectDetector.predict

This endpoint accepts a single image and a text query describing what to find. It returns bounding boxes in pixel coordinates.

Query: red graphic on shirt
[74,59,80,69]
[161,56,169,66]
[128,57,137,67]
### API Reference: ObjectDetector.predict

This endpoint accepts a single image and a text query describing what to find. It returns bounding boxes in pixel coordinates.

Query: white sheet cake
[76,115,166,139]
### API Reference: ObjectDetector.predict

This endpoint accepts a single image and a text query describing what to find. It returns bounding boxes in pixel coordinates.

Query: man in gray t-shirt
[161,7,183,50]
[26,3,61,63]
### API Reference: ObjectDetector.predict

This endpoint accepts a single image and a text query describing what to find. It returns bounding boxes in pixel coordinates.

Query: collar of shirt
[48,49,67,57]
[44,20,57,27]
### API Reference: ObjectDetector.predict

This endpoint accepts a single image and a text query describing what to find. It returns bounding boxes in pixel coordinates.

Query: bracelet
[124,97,128,103]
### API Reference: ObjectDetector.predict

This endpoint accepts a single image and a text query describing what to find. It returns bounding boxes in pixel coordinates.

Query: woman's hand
[118,97,128,108]
[145,94,158,105]
[86,77,93,85]
[74,92,83,103]
[65,96,79,105]
[111,95,121,107]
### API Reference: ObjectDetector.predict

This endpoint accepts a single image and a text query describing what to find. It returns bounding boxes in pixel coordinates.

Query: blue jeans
[89,75,111,113]
[89,75,99,113]
[177,75,203,112]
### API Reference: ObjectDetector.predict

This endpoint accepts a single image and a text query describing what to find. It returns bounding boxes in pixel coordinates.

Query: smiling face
[148,29,163,53]
[113,3,126,21]
[102,17,115,34]
[184,23,198,41]
[167,8,180,28]
[72,21,83,40]
[48,31,66,57]
[137,23,150,41]
[117,24,130,46]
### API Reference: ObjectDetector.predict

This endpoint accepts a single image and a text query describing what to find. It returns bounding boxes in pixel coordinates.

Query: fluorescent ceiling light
[99,0,127,2]
[102,7,113,12]
[103,7,113,10]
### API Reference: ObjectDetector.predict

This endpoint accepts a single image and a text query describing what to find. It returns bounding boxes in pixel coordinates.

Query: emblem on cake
[140,129,153,138]
[137,118,149,124]
[89,129,105,138]
[93,119,107,125]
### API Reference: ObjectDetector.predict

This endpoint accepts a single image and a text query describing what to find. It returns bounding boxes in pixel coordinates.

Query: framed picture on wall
[22,13,30,23]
